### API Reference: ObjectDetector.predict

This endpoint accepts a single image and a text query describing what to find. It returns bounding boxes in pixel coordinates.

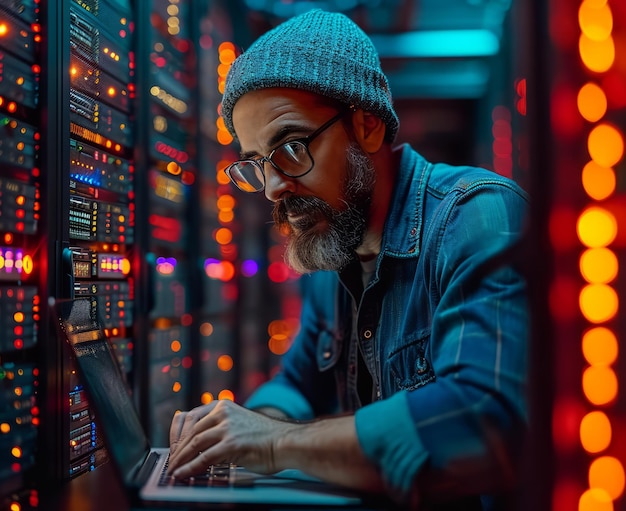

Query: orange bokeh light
[582,327,618,366]
[582,365,618,405]
[582,160,615,200]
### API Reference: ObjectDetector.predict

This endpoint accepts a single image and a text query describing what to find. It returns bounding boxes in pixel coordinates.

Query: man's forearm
[275,415,386,493]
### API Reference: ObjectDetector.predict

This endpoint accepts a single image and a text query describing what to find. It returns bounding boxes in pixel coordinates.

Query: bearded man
[168,9,529,510]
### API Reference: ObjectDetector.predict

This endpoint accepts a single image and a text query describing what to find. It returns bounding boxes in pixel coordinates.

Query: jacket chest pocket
[316,329,342,372]
[387,336,435,392]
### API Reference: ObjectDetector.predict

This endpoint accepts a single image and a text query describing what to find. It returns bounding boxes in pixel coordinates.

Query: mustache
[273,195,334,227]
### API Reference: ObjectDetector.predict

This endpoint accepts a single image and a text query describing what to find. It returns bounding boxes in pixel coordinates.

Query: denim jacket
[246,145,529,508]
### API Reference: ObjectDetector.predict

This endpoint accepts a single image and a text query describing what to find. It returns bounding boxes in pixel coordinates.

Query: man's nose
[263,162,296,202]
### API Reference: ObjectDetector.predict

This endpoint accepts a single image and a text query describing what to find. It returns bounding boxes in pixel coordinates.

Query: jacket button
[323,350,332,359]
[416,356,429,374]
[362,329,373,340]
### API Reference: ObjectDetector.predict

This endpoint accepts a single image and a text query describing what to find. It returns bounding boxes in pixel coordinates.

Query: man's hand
[168,400,385,494]
[168,399,296,478]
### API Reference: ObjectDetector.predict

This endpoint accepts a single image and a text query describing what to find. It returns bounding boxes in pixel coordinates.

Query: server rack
[0,2,43,506]
[134,0,199,445]
[0,3,255,506]
[0,0,219,507]
[64,0,137,477]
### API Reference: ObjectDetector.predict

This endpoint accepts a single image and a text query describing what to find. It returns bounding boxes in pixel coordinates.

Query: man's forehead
[233,88,332,121]
[232,89,335,151]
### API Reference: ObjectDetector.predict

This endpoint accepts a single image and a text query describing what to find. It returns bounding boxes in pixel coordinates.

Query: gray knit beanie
[222,9,399,142]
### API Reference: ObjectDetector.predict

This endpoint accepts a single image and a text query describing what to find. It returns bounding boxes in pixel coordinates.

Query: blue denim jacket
[246,145,529,508]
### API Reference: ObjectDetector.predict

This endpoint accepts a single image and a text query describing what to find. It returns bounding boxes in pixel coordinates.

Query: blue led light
[371,29,500,58]
[241,259,259,277]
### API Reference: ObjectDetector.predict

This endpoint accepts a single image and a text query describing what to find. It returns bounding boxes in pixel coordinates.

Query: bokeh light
[582,327,619,366]
[577,82,608,122]
[579,488,613,511]
[588,456,625,500]
[579,247,618,283]
[579,34,615,72]
[579,284,618,323]
[581,161,615,200]
[580,411,611,453]
[588,124,624,168]
[582,365,618,405]
[577,207,617,248]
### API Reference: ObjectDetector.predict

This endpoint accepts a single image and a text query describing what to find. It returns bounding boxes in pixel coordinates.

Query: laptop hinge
[133,451,161,487]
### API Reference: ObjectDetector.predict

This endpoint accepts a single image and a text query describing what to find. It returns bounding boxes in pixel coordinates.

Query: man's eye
[277,141,307,162]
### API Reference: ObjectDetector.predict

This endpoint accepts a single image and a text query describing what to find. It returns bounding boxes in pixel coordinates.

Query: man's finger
[169,410,186,456]
[169,426,223,476]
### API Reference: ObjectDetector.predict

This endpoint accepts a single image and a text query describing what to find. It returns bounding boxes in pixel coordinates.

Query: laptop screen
[56,298,151,484]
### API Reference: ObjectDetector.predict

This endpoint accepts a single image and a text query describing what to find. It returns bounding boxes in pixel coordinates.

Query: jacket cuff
[244,382,315,420]
[355,391,428,494]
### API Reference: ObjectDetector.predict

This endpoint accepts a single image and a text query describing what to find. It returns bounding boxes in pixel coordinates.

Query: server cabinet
[64,0,137,477]
[0,0,210,507]
[134,0,199,445]
[0,1,43,506]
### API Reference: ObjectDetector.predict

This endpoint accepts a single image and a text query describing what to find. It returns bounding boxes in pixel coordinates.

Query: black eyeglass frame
[224,107,353,193]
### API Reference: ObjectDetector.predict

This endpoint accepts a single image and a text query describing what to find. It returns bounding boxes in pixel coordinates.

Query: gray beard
[272,143,376,274]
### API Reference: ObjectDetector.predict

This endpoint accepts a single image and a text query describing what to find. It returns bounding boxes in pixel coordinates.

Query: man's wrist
[272,420,305,471]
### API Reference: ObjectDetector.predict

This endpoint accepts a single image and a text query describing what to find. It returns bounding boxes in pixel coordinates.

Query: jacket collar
[379,144,430,259]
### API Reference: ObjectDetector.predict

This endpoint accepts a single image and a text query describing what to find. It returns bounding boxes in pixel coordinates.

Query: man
[168,9,529,510]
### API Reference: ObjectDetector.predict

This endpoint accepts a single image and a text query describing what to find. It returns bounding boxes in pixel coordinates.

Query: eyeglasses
[224,109,349,193]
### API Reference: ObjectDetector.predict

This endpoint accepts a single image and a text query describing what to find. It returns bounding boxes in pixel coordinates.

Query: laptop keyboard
[158,457,234,487]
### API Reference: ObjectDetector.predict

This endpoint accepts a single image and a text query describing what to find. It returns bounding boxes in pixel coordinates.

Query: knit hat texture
[222,9,399,142]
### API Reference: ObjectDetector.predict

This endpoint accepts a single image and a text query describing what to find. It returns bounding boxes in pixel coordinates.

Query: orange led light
[588,123,624,167]
[218,389,234,401]
[582,365,618,405]
[582,327,618,366]
[577,206,617,248]
[588,456,625,500]
[581,160,615,199]
[578,82,608,121]
[217,355,233,372]
[580,411,612,453]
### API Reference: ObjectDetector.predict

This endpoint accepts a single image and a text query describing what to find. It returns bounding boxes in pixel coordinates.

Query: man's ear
[350,109,386,153]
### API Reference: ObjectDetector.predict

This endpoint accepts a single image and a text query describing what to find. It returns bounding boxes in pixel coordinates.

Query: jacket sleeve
[355,178,529,502]
[245,272,340,419]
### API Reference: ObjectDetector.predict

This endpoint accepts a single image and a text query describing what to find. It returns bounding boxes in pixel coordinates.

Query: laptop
[53,297,367,508]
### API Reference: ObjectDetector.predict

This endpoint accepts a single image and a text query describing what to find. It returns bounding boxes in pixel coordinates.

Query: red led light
[268,262,290,283]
